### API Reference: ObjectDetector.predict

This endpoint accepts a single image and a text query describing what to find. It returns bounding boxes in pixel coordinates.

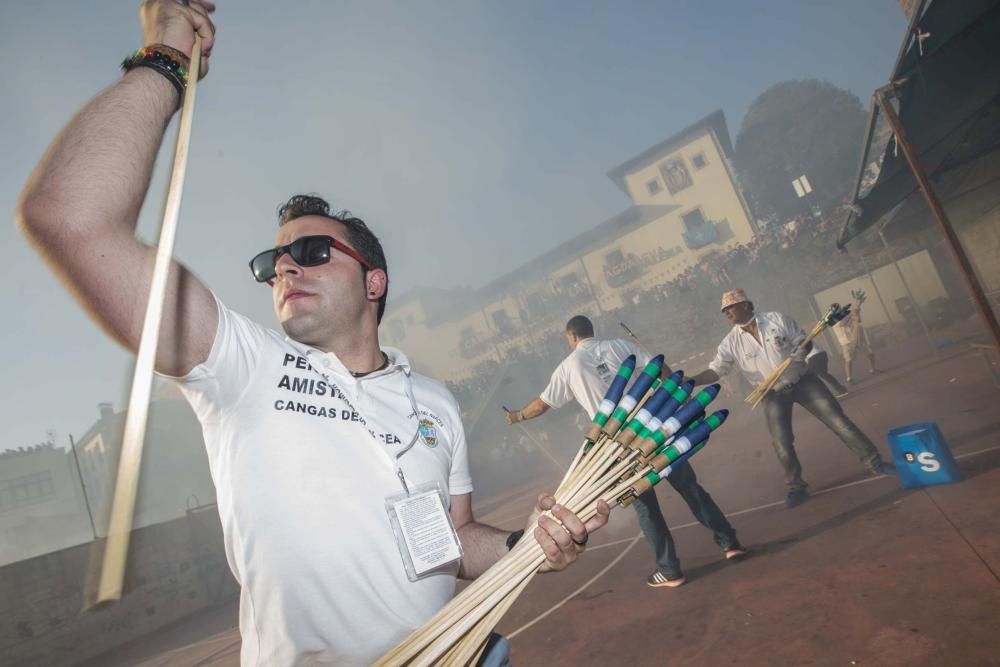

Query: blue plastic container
[887,422,961,489]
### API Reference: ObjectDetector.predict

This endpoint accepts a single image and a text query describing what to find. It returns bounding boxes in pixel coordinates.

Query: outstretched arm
[505,398,550,424]
[687,369,720,386]
[16,0,219,377]
[690,339,734,386]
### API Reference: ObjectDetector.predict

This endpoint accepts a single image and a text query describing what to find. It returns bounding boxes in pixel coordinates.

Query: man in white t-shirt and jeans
[688,289,894,509]
[507,316,746,588]
[16,2,608,664]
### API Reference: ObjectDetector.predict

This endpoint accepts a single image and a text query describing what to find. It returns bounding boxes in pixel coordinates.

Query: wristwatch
[506,529,525,550]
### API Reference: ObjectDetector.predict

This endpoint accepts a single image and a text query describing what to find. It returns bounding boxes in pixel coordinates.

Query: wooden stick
[381,467,647,665]
[454,574,532,665]
[503,406,563,473]
[95,37,202,604]
[378,549,540,665]
[745,319,826,408]
[378,526,547,663]
[383,457,650,665]
[558,438,619,495]
[411,577,526,667]
[620,322,674,375]
[558,383,655,492]
[557,438,590,490]
[560,442,628,507]
[379,377,670,664]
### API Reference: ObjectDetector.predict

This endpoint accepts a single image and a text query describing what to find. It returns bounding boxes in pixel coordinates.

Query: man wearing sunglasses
[15,1,608,665]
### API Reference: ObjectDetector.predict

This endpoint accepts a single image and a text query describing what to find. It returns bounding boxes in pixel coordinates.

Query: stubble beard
[278,297,367,348]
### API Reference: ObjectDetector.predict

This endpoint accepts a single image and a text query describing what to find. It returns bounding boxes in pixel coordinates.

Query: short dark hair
[566,315,594,339]
[277,194,389,323]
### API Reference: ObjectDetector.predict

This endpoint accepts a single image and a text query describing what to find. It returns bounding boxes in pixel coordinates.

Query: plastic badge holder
[385,481,464,582]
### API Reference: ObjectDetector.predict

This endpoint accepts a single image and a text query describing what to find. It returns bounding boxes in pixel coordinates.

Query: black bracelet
[121,46,189,98]
[505,529,525,551]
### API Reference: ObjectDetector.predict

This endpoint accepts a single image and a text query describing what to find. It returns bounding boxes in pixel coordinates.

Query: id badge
[596,362,613,384]
[385,481,463,582]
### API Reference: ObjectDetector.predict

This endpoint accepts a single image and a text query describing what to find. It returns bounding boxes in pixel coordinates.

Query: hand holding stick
[620,322,674,375]
[377,356,730,665]
[744,303,852,408]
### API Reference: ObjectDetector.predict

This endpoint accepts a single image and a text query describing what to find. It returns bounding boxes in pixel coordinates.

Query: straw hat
[720,288,749,311]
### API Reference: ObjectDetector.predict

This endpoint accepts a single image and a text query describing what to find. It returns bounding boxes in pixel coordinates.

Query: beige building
[0,397,216,566]
[382,110,757,382]
[0,441,92,566]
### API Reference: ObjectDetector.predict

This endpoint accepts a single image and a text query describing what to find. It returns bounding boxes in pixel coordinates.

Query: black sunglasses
[249,235,371,284]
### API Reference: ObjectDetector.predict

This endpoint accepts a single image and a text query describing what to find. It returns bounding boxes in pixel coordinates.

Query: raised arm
[16,0,218,377]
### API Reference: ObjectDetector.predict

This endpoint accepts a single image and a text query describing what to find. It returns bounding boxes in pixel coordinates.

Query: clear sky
[1,1,906,451]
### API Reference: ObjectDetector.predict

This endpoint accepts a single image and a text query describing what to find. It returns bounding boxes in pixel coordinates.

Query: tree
[734,80,867,223]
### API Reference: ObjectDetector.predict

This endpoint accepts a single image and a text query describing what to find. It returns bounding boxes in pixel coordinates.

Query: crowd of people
[449,207,861,427]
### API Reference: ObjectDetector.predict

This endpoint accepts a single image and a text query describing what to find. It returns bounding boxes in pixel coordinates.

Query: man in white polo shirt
[507,316,746,588]
[16,2,608,663]
[688,289,894,508]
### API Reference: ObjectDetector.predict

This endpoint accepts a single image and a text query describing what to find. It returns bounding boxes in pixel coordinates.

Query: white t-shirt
[832,304,863,347]
[171,296,473,666]
[708,311,808,389]
[540,338,650,419]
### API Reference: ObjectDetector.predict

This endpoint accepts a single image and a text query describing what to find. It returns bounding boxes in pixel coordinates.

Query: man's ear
[366,268,388,300]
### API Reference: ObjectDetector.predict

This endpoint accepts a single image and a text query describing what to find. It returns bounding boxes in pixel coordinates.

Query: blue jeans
[808,350,848,395]
[763,372,882,492]
[478,633,511,667]
[631,461,738,578]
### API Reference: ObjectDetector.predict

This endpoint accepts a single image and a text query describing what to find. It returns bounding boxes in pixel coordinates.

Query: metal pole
[878,228,936,352]
[877,87,1000,352]
[971,344,1000,389]
[858,251,895,327]
[68,434,98,541]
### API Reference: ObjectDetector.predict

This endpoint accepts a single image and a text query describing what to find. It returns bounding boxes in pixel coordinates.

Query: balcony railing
[683,221,720,249]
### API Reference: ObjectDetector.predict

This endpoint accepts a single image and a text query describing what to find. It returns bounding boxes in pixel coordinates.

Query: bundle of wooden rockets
[377,354,727,666]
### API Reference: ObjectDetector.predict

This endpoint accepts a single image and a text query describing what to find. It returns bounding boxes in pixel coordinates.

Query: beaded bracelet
[121,45,190,97]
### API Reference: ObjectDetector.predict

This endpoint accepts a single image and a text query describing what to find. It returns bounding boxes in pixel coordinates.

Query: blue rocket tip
[621,355,636,370]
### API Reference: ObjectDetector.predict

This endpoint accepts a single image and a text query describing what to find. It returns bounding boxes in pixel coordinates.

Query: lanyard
[289,342,423,495]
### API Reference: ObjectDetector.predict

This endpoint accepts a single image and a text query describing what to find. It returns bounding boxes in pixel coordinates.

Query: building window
[492,310,513,335]
[554,273,580,291]
[459,326,488,359]
[681,209,707,231]
[0,471,55,513]
[658,157,693,194]
[646,179,662,195]
[681,208,718,249]
[691,152,708,170]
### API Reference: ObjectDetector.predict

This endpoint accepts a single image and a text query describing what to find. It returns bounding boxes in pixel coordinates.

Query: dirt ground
[86,345,1000,667]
